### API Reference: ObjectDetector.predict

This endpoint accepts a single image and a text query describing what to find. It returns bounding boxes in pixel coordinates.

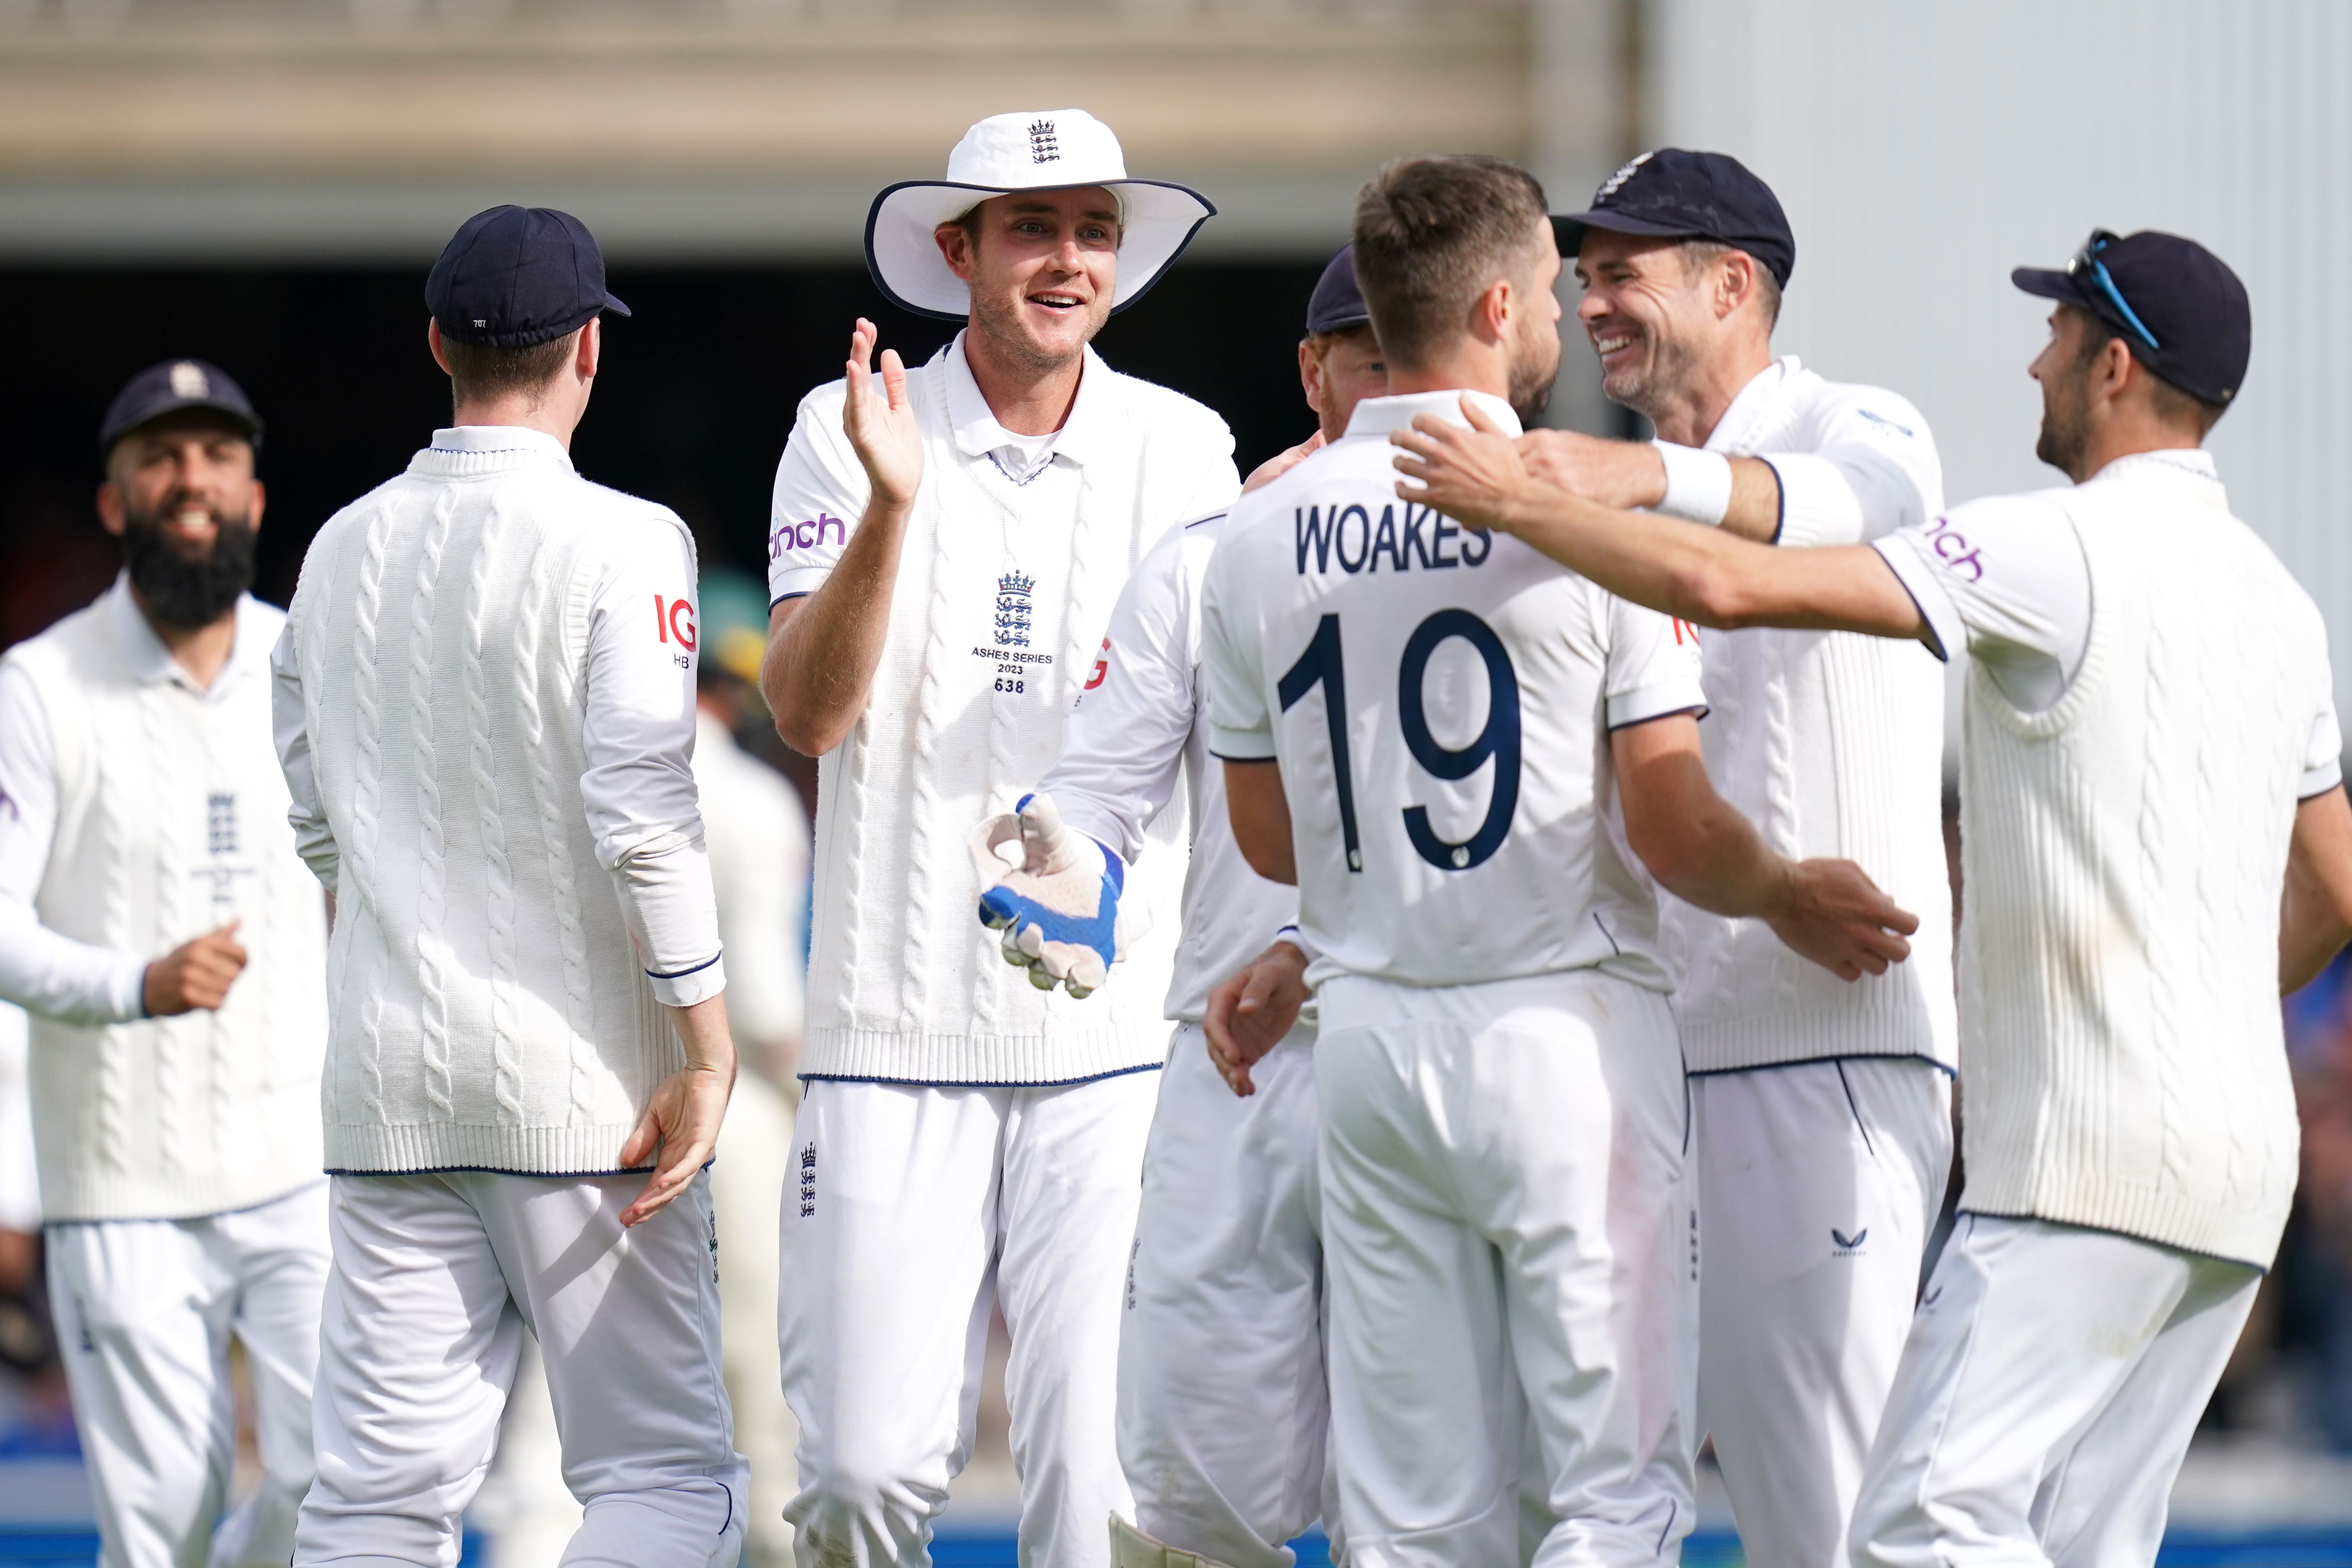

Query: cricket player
[1526,148,1956,1566]
[1394,227,2352,1568]
[0,360,329,1568]
[1200,154,1919,1568]
[276,205,746,1567]
[759,110,1236,1567]
[975,245,1385,1568]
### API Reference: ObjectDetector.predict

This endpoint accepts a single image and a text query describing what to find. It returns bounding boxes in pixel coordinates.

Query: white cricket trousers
[1692,1059,1952,1568]
[1117,1025,1328,1568]
[1850,1214,2260,1568]
[780,1071,1161,1568]
[293,1170,747,1568]
[48,1180,329,1568]
[1317,971,1698,1568]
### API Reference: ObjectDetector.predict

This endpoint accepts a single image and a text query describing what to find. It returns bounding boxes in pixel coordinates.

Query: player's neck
[1385,344,1512,404]
[1646,341,1775,448]
[962,326,1085,438]
[131,585,238,691]
[449,386,590,452]
[2069,422,2206,485]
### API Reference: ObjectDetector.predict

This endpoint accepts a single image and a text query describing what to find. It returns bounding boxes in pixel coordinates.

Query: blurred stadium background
[0,1,2349,1563]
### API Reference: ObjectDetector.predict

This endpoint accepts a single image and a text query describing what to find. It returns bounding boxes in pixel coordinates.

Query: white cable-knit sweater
[275,428,725,1175]
[0,583,327,1220]
[1958,463,2324,1267]
[769,342,1240,1083]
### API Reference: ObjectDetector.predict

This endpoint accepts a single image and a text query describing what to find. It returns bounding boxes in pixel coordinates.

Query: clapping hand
[843,318,922,510]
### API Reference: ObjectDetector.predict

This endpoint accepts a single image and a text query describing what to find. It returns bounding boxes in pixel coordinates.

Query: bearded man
[0,359,330,1568]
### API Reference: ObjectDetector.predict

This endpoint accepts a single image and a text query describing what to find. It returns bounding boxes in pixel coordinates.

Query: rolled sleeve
[1870,534,1965,665]
[1603,597,1709,730]
[2304,690,2344,801]
[580,516,726,1002]
[766,387,869,608]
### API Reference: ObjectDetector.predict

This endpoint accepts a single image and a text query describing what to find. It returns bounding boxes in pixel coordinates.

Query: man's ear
[935,222,978,284]
[1299,338,1328,418]
[1472,276,1514,347]
[427,318,453,376]
[95,478,126,538]
[248,479,266,538]
[1716,251,1758,321]
[577,318,601,383]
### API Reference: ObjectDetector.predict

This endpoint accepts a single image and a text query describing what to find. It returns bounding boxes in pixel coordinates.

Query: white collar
[943,332,1111,469]
[1342,388,1524,440]
[1701,355,1799,454]
[2089,447,2220,485]
[105,572,270,700]
[430,425,575,464]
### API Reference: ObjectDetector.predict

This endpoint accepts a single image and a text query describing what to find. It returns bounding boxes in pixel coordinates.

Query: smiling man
[1396,228,2352,1568]
[1514,149,1958,1568]
[0,361,330,1568]
[759,110,1237,1568]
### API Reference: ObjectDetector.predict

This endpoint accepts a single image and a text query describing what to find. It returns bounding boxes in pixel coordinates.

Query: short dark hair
[2071,306,2228,436]
[1352,155,1551,371]
[442,329,578,408]
[1680,239,1782,327]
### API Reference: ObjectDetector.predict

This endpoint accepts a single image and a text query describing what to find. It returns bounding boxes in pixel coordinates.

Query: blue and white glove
[970,793,1130,999]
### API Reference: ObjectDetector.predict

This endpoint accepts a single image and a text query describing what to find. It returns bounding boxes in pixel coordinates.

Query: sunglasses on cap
[2069,230,2161,352]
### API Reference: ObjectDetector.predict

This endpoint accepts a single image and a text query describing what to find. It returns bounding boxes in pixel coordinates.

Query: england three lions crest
[995,571,1035,648]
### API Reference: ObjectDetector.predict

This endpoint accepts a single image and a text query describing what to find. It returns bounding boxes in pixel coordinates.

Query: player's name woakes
[1293,501,1494,576]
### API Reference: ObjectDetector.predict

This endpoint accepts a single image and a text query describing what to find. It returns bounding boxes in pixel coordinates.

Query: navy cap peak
[1553,148,1795,289]
[1306,244,1371,338]
[100,358,263,454]
[2012,228,2249,407]
[427,204,630,350]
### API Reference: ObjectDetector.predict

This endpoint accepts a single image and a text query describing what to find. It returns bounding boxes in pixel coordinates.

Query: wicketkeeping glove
[970,793,1130,999]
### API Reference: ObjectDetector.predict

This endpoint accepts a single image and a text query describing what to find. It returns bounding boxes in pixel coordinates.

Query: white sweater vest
[285,447,691,1173]
[802,351,1230,1084]
[1959,461,2320,1267]
[7,593,327,1220]
[1666,378,1956,1075]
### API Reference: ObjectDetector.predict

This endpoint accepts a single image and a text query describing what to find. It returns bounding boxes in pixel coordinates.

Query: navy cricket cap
[427,205,631,349]
[2011,229,2250,407]
[1552,148,1795,289]
[1306,245,1371,337]
[100,359,263,453]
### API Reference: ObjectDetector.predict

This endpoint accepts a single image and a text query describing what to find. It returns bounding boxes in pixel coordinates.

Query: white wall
[1646,0,2352,705]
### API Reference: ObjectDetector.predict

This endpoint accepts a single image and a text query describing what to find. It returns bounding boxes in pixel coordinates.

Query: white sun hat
[864,109,1216,322]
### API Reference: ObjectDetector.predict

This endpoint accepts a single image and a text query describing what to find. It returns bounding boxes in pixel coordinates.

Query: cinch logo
[770,512,847,558]
[653,593,697,651]
[1832,1226,1869,1257]
[1922,516,1984,583]
[995,571,1036,648]
[1029,118,1059,163]
[1085,636,1110,691]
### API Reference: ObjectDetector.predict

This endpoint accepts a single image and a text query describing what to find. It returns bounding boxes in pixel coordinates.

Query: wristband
[1653,442,1733,526]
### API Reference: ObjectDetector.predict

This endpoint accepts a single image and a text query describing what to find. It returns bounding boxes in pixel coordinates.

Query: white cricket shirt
[1876,445,2343,788]
[1875,448,2335,1265]
[1040,509,1300,1026]
[1201,390,1707,994]
[765,334,1240,1084]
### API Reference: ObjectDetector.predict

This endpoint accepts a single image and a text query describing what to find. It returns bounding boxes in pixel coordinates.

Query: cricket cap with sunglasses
[2012,229,2250,408]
